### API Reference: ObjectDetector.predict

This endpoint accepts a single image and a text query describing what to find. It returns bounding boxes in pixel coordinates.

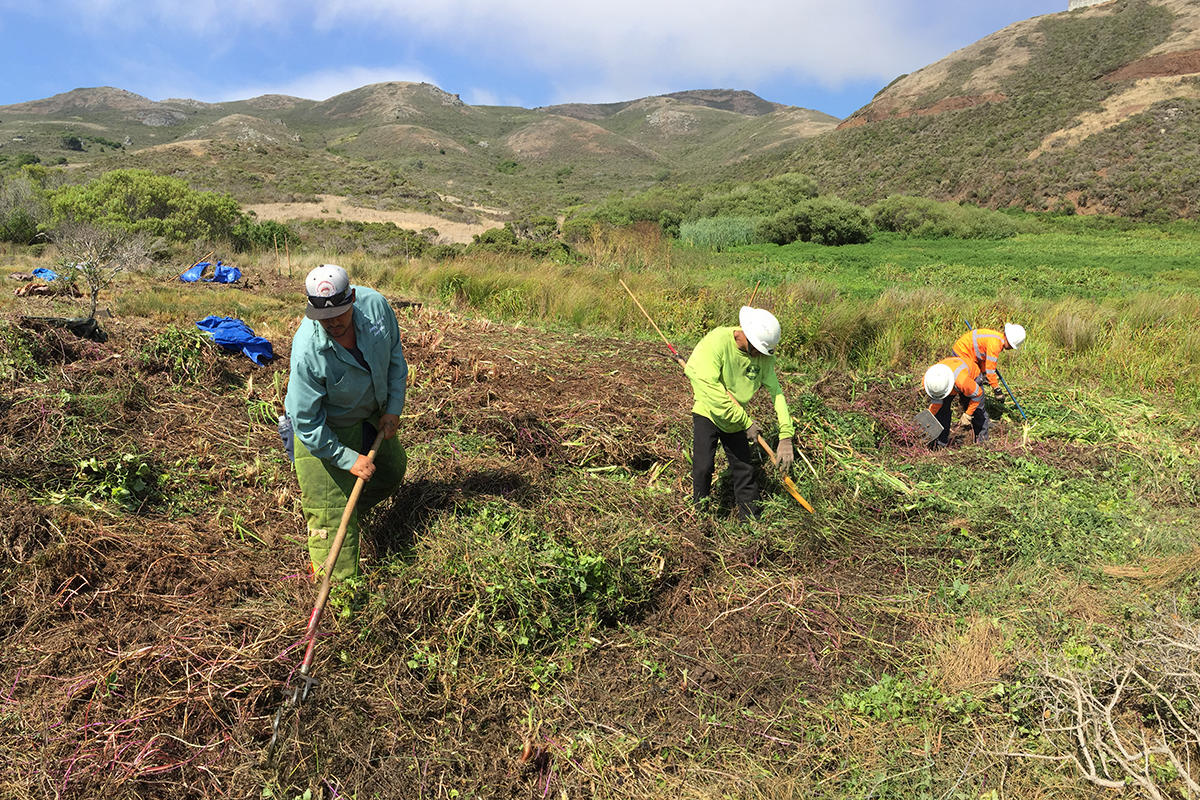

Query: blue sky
[0,0,1067,119]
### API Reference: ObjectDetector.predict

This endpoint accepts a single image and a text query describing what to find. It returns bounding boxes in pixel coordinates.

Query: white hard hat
[304,264,354,319]
[923,363,954,400]
[1004,323,1026,349]
[738,306,781,356]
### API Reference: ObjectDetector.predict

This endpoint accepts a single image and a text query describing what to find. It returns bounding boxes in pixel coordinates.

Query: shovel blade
[914,409,944,442]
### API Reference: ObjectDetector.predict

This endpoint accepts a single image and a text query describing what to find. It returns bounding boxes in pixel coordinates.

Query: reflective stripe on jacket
[952,329,1005,391]
[928,357,983,417]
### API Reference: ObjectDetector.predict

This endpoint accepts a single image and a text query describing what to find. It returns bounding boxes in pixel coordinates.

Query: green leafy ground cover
[2,221,1199,798]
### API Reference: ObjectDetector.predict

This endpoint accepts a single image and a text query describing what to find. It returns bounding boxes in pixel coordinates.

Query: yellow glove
[959,411,973,427]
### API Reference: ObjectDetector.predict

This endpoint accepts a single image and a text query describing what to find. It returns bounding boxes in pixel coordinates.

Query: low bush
[691,172,819,219]
[757,197,873,246]
[870,195,1024,239]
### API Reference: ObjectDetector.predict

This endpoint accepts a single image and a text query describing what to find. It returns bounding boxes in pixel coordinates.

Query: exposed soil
[1105,47,1200,81]
[838,93,1008,130]
[0,303,927,799]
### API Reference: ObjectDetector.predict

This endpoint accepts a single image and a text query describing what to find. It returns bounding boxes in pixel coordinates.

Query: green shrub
[291,218,426,258]
[48,169,244,242]
[587,185,704,229]
[757,197,873,246]
[691,172,818,219]
[230,218,297,253]
[0,172,49,244]
[870,195,1023,239]
[426,243,464,261]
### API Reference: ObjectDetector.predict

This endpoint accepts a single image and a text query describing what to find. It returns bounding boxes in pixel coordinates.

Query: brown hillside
[504,116,660,162]
[313,81,467,120]
[341,124,469,155]
[839,0,1200,155]
[0,87,161,114]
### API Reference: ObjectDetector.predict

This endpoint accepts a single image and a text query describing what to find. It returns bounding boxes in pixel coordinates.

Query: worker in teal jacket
[284,264,408,579]
[684,306,795,520]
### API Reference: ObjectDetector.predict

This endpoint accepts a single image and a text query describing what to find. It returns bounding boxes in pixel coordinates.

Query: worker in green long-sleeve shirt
[283,264,408,580]
[684,306,795,520]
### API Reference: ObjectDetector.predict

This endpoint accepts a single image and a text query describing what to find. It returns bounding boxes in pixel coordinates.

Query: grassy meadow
[3,218,1200,798]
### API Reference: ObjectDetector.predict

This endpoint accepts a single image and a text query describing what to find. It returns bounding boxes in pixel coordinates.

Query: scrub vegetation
[2,207,1200,799]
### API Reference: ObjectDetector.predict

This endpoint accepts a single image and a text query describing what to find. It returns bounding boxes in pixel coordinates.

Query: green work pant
[293,419,407,579]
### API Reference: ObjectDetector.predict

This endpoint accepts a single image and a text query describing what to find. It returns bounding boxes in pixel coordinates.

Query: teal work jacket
[284,286,408,471]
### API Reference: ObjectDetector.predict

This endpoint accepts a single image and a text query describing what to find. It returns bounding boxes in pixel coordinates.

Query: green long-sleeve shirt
[684,326,794,438]
[284,286,408,472]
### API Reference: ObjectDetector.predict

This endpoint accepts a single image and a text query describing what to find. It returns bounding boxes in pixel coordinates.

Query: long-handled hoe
[267,428,386,757]
[619,279,814,513]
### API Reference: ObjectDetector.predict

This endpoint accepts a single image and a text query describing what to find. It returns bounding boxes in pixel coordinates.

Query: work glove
[744,420,762,444]
[775,438,794,472]
[993,388,1005,400]
[959,411,973,428]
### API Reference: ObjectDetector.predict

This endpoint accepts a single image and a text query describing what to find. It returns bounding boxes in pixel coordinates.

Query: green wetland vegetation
[3,215,1200,798]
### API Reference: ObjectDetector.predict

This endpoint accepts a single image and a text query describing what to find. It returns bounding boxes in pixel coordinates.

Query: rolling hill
[783,0,1200,217]
[0,83,838,219]
[3,0,1200,222]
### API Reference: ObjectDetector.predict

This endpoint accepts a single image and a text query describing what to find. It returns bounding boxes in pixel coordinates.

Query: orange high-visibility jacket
[928,357,983,417]
[952,328,1005,391]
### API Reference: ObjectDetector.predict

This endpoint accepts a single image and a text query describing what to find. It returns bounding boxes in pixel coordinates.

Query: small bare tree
[45,222,149,339]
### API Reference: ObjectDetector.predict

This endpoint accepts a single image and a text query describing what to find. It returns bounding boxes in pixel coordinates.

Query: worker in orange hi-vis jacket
[922,357,987,449]
[952,323,1025,399]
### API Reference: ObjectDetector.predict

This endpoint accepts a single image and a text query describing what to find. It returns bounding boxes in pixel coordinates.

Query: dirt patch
[135,139,213,158]
[1105,47,1200,81]
[243,194,504,244]
[839,93,1007,129]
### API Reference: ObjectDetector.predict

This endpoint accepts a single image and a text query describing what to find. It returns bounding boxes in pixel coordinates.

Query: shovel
[267,428,386,756]
[913,409,944,443]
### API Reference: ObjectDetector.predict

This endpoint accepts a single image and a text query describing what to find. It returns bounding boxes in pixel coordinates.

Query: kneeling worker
[685,306,795,520]
[922,356,987,449]
[284,264,408,579]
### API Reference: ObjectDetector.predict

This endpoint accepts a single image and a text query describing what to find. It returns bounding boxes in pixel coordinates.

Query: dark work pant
[692,413,759,520]
[931,396,989,448]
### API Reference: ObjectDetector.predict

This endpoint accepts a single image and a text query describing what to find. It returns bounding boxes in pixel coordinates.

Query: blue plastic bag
[180,262,209,282]
[32,267,60,281]
[211,261,242,283]
[195,315,274,365]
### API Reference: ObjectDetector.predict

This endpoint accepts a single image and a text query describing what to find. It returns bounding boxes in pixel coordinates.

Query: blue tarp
[180,260,242,283]
[31,267,60,281]
[180,262,208,282]
[195,316,274,365]
[212,262,242,283]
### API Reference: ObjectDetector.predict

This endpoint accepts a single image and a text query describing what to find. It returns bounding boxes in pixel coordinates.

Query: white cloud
[216,65,440,102]
[463,88,526,107]
[44,0,1064,86]
[310,0,954,84]
[14,0,1069,108]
